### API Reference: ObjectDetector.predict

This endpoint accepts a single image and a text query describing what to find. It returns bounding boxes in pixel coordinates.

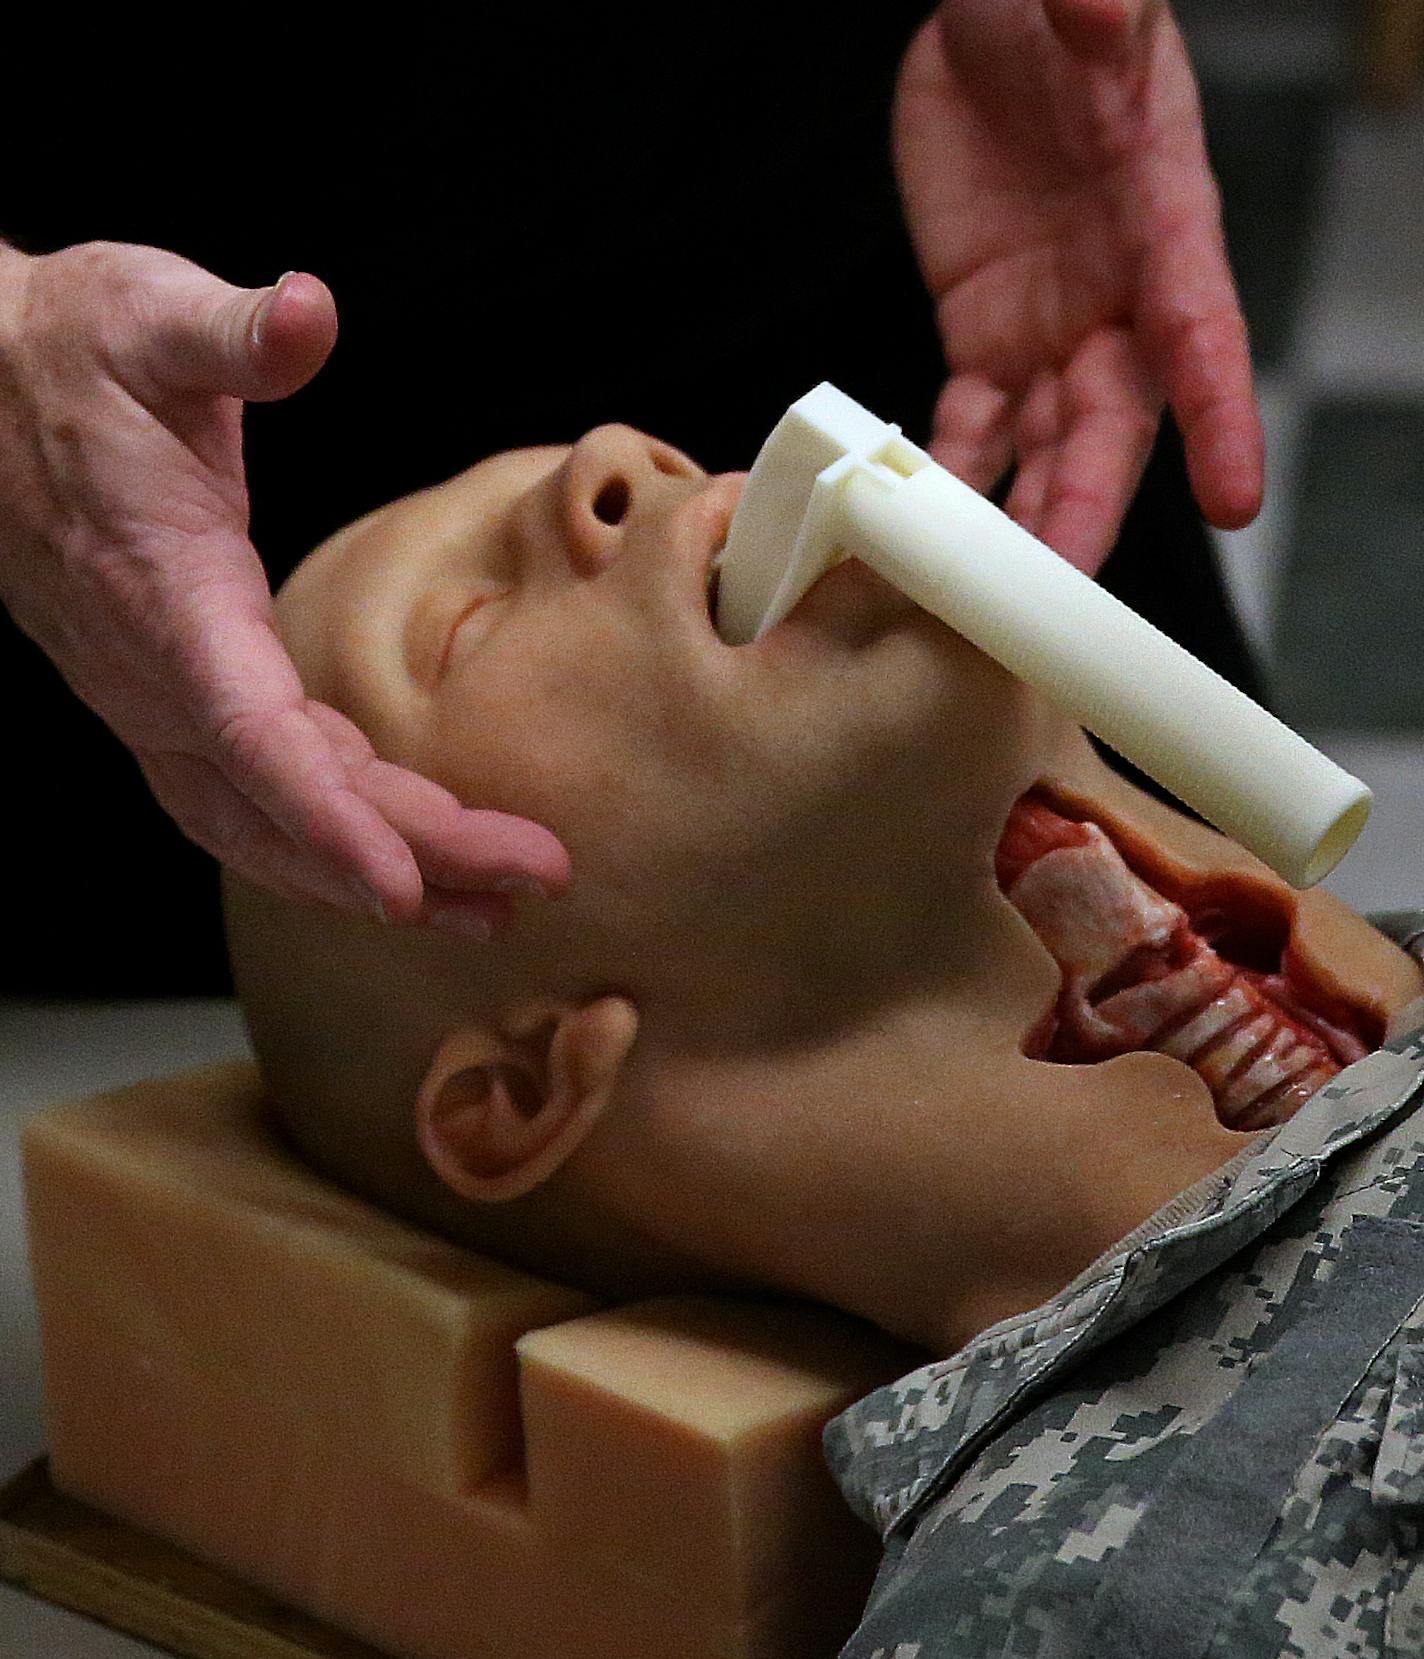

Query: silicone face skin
[230,425,1424,1357]
[275,425,1053,982]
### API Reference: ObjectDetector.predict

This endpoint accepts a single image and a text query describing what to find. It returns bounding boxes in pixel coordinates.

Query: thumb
[244,270,340,402]
[138,268,339,404]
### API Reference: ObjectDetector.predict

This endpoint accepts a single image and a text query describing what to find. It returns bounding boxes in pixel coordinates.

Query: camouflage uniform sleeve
[833,1045,1424,1658]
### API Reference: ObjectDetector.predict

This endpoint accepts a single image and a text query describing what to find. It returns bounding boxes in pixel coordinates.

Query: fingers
[1130,33,1266,531]
[1008,335,1162,572]
[140,746,517,937]
[1139,193,1264,529]
[192,646,572,928]
[925,373,1015,492]
[1149,302,1265,530]
[1182,394,1265,531]
[934,330,1160,575]
[337,758,571,936]
[139,746,393,915]
[1019,405,1159,574]
[203,697,429,918]
[307,707,573,898]
[145,682,573,935]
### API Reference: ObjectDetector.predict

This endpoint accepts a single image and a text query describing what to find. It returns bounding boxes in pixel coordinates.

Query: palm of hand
[895,1,1262,572]
[0,245,569,929]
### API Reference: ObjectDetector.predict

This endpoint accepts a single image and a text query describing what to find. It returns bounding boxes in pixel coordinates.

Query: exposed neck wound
[995,791,1376,1132]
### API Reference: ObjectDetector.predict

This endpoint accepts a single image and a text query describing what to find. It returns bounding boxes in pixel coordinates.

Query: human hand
[894,0,1264,573]
[0,241,571,933]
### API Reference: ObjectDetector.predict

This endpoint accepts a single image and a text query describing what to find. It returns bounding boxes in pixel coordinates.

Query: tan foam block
[313,1462,773,1659]
[24,1065,913,1659]
[43,1327,347,1600]
[43,1323,865,1659]
[45,1325,548,1659]
[24,1063,597,1499]
[519,1300,897,1610]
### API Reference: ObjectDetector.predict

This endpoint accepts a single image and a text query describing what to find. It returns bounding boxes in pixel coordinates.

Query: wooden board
[0,1461,384,1659]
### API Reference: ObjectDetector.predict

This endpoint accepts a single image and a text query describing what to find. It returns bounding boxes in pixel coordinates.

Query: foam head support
[714,383,1370,889]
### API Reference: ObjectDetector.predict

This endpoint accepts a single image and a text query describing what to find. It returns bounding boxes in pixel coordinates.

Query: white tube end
[1278,785,1373,889]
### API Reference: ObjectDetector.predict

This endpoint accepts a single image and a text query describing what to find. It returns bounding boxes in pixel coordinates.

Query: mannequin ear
[415,996,638,1202]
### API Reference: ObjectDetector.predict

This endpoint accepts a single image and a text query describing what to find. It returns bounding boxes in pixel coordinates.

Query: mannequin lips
[680,474,740,634]
[998,790,1379,1131]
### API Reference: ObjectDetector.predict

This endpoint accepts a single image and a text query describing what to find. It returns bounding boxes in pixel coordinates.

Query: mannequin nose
[559,425,699,574]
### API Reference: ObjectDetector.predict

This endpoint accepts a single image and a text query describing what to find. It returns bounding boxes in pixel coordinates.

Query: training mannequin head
[226,425,1423,1355]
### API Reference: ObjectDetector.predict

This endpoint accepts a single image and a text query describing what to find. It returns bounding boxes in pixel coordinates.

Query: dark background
[2,14,1255,994]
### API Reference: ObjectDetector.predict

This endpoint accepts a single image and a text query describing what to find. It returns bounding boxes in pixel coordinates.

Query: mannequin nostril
[592,476,631,525]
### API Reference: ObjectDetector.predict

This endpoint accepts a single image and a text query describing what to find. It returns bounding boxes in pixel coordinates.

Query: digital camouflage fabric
[826,915,1424,1658]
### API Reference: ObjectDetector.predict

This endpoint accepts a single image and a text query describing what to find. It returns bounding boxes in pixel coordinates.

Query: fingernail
[253,272,298,349]
[430,910,494,941]
[490,875,549,899]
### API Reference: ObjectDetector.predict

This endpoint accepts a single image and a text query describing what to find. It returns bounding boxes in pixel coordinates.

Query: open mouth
[690,474,737,637]
[997,788,1381,1132]
[705,559,723,624]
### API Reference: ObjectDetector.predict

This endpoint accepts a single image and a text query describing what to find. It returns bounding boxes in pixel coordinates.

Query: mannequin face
[235,423,1422,1354]
[276,424,1058,986]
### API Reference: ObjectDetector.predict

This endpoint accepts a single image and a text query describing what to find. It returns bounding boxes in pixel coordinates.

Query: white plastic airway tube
[715,383,1371,889]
